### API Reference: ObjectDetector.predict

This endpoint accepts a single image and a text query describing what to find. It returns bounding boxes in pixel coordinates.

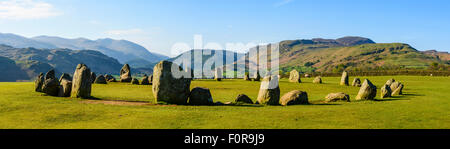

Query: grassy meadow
[0,76,449,129]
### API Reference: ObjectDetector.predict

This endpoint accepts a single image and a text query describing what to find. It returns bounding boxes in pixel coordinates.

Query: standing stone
[104,74,116,82]
[120,64,132,82]
[235,94,253,104]
[42,69,60,96]
[325,92,350,102]
[141,75,150,85]
[289,70,301,83]
[131,78,139,85]
[380,84,392,99]
[58,79,72,97]
[391,83,404,96]
[71,64,92,99]
[352,78,362,87]
[149,75,153,85]
[152,61,192,104]
[34,72,44,92]
[356,79,377,100]
[188,87,214,105]
[90,72,96,83]
[386,79,396,87]
[256,75,280,105]
[59,73,72,82]
[313,76,322,84]
[390,82,401,92]
[280,90,309,106]
[340,71,349,86]
[252,71,261,81]
[214,68,223,81]
[244,73,251,81]
[94,75,107,84]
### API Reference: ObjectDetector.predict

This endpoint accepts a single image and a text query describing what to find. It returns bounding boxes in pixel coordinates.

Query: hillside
[0,56,29,82]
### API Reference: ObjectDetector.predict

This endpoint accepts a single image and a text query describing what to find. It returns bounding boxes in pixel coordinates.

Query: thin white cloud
[274,0,293,7]
[0,0,61,20]
[105,28,145,36]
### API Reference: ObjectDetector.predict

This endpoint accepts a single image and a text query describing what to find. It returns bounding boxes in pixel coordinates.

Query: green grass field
[0,76,449,129]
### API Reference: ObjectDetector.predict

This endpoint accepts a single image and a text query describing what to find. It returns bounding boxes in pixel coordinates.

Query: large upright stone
[313,76,322,84]
[289,70,301,83]
[356,79,377,100]
[214,68,223,81]
[94,75,107,84]
[380,84,392,99]
[280,90,308,106]
[340,71,349,86]
[120,64,132,82]
[34,72,44,92]
[58,79,72,97]
[188,87,214,105]
[71,64,92,99]
[244,73,251,81]
[391,82,404,96]
[152,61,192,104]
[352,78,362,87]
[256,75,280,105]
[141,75,150,85]
[42,69,60,96]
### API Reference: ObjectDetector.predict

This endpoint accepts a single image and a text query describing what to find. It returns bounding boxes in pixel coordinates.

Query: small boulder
[289,70,301,83]
[356,79,377,100]
[34,72,44,92]
[131,78,140,85]
[340,71,349,86]
[313,76,322,84]
[42,69,60,96]
[304,74,311,78]
[94,75,107,84]
[325,92,350,102]
[188,87,214,105]
[120,64,132,82]
[235,94,253,104]
[280,90,309,106]
[352,78,362,87]
[256,75,280,105]
[104,74,116,82]
[141,75,151,85]
[380,84,392,99]
[71,64,92,98]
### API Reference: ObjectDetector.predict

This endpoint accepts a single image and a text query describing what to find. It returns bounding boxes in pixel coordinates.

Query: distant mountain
[0,33,168,67]
[422,50,450,61]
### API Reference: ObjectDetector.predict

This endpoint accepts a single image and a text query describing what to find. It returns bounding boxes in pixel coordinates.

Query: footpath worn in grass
[0,76,449,129]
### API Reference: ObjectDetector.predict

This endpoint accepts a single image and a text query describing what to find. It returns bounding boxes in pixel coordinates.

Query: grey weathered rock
[280,90,309,106]
[214,68,223,81]
[356,79,377,100]
[90,72,96,83]
[252,71,261,81]
[94,75,107,84]
[59,73,72,82]
[386,79,396,87]
[391,82,404,96]
[71,64,92,98]
[34,72,44,92]
[256,75,280,105]
[381,84,392,99]
[141,75,150,85]
[325,92,350,102]
[313,76,322,84]
[352,78,362,87]
[244,73,251,81]
[120,64,132,82]
[235,94,253,104]
[131,78,139,85]
[58,79,72,97]
[152,61,192,104]
[340,71,349,86]
[289,70,301,83]
[42,69,60,96]
[104,74,116,82]
[188,87,214,105]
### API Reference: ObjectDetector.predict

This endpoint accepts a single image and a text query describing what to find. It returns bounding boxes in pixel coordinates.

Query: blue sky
[0,0,449,56]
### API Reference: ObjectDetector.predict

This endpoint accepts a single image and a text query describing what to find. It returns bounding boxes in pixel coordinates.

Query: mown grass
[0,76,449,129]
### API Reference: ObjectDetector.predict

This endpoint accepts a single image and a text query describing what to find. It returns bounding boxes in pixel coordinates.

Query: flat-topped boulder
[325,92,350,102]
[188,87,214,105]
[356,79,377,100]
[280,90,309,106]
[256,75,280,105]
[120,64,132,82]
[289,70,301,83]
[152,61,192,104]
[71,64,92,99]
[42,69,60,96]
[340,71,349,86]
